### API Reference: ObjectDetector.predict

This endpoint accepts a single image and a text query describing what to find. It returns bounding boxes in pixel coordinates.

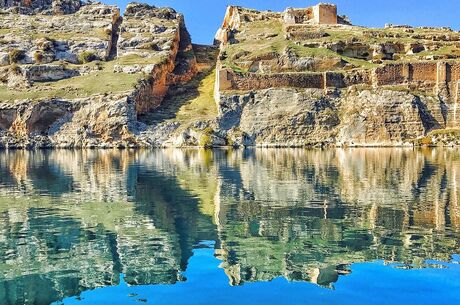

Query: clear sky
[105,1,460,44]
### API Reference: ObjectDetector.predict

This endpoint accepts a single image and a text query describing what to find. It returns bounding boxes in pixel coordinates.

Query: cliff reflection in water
[0,148,459,304]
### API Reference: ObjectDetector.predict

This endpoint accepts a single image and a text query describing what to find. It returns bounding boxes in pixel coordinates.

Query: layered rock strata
[0,2,460,148]
[0,1,197,148]
[211,4,460,147]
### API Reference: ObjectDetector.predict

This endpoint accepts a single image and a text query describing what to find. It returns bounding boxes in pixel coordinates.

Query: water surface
[0,148,459,305]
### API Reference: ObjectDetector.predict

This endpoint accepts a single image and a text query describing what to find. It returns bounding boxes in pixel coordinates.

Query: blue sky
[105,1,460,44]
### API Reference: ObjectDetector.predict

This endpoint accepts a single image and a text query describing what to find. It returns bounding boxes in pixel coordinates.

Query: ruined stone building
[284,3,338,25]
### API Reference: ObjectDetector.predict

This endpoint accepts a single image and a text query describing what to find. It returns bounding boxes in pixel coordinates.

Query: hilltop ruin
[213,3,460,147]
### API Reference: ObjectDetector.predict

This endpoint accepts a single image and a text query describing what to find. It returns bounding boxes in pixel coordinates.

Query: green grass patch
[141,68,218,126]
[172,69,218,124]
[0,61,142,101]
[416,45,460,58]
[116,53,168,66]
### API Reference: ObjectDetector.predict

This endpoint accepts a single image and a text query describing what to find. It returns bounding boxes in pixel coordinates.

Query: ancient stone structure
[284,3,338,25]
[215,3,342,45]
[0,1,459,148]
[214,6,281,45]
[216,61,460,99]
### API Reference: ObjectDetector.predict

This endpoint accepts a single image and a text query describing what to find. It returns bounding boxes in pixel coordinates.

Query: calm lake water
[0,148,459,305]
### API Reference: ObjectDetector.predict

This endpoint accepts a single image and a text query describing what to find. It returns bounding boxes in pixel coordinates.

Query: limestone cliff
[0,2,460,148]
[211,4,460,147]
[0,1,198,148]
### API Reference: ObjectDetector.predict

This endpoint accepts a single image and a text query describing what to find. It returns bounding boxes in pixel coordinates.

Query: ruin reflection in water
[0,148,459,305]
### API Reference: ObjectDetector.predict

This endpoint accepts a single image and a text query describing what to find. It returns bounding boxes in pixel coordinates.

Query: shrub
[95,61,103,70]
[79,51,96,63]
[42,36,56,43]
[199,133,213,148]
[33,51,43,63]
[419,137,432,146]
[145,74,155,85]
[139,42,160,51]
[8,49,25,64]
[199,127,214,148]
[184,49,195,59]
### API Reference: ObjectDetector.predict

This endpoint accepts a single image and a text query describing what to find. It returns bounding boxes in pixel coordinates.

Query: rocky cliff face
[210,5,460,147]
[0,2,459,148]
[216,88,445,147]
[0,1,199,148]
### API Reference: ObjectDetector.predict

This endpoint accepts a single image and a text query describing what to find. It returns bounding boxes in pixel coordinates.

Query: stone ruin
[215,3,351,45]
[284,3,338,25]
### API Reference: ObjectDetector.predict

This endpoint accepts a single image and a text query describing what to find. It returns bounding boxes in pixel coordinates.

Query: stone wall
[215,6,280,45]
[373,64,408,86]
[324,71,372,88]
[217,61,460,99]
[410,62,437,82]
[218,69,324,91]
[371,62,452,87]
[449,62,460,82]
[283,8,312,25]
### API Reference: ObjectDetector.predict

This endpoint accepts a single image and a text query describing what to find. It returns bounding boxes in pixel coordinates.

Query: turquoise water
[0,149,459,305]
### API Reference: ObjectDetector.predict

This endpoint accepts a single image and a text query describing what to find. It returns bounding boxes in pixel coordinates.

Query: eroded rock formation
[211,3,460,147]
[0,1,198,148]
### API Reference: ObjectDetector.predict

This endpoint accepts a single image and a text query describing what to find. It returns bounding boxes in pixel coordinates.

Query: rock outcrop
[215,88,445,147]
[0,1,199,148]
[211,3,460,147]
[0,0,82,14]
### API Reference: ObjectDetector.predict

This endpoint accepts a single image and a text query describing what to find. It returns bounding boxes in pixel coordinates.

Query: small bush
[36,37,55,51]
[33,51,43,63]
[199,133,213,148]
[79,51,96,63]
[184,50,195,59]
[95,61,103,70]
[139,42,160,51]
[8,49,25,64]
[199,127,214,148]
[419,137,432,146]
[42,36,56,43]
